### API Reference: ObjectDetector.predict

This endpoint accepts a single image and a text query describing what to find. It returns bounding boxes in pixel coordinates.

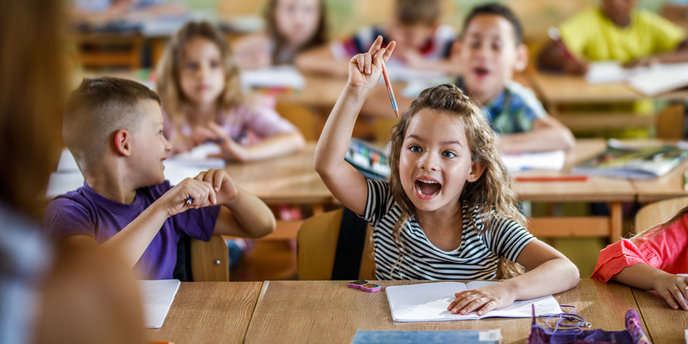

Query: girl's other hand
[169,135,195,156]
[653,274,688,310]
[447,283,516,316]
[347,36,396,92]
[204,122,248,162]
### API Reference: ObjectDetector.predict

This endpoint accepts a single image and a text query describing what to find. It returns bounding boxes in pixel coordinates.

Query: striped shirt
[362,179,534,280]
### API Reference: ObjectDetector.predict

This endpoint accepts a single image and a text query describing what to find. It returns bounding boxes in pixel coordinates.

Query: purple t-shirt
[42,181,220,280]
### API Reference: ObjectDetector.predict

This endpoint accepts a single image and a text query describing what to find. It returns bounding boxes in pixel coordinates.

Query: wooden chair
[635,196,688,233]
[190,234,229,281]
[297,209,375,280]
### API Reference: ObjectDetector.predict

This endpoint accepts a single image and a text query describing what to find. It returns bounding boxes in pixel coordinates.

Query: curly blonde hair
[156,21,243,132]
[387,83,526,279]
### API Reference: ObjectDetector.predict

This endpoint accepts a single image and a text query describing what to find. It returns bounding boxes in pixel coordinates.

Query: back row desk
[226,139,635,243]
[149,279,652,344]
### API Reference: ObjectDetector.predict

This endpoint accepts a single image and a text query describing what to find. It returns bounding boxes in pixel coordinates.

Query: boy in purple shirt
[43,77,275,280]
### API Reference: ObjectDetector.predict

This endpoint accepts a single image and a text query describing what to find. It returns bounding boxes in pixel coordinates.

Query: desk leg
[608,202,622,243]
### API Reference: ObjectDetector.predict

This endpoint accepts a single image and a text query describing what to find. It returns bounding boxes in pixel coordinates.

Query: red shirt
[592,215,688,282]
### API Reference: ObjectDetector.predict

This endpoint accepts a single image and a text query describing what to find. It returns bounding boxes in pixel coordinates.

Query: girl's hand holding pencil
[347,36,396,99]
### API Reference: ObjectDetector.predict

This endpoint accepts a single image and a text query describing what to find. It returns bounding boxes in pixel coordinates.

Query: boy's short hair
[64,77,161,172]
[395,0,441,26]
[462,3,523,45]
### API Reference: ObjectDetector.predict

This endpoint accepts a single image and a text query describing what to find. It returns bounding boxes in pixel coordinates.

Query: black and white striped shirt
[362,179,534,280]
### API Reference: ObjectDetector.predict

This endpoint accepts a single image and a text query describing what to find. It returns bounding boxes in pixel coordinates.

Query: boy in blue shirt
[454,4,575,153]
[43,77,275,279]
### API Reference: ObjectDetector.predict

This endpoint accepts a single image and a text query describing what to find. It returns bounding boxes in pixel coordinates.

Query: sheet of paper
[56,148,80,173]
[386,281,562,322]
[628,62,688,96]
[241,65,306,90]
[585,61,632,84]
[501,150,565,172]
[139,279,180,329]
[165,142,226,169]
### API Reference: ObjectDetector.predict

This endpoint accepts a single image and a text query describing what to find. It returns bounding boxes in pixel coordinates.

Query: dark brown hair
[395,0,442,26]
[0,0,66,219]
[387,84,526,279]
[156,21,243,131]
[462,3,523,45]
[265,0,328,64]
[64,77,160,172]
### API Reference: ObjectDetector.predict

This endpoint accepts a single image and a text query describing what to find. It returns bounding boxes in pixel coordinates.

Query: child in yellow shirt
[538,0,688,74]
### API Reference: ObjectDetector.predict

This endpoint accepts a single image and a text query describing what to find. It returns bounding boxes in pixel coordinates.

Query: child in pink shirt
[593,206,688,310]
[156,21,305,161]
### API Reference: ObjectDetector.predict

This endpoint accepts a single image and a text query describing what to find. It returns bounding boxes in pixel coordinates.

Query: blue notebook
[351,330,502,344]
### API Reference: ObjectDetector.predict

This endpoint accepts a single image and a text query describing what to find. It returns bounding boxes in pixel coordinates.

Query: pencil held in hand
[380,61,400,118]
[548,27,585,68]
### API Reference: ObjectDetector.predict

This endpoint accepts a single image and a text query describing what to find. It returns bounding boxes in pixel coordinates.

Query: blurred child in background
[296,0,457,77]
[538,0,688,74]
[233,0,327,70]
[156,21,305,160]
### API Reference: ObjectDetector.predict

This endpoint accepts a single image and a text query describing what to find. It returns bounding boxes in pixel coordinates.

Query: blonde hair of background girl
[156,21,243,133]
[387,83,526,279]
[265,0,328,64]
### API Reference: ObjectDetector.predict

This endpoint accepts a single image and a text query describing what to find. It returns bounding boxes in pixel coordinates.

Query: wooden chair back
[635,196,688,233]
[297,209,375,280]
[190,234,229,281]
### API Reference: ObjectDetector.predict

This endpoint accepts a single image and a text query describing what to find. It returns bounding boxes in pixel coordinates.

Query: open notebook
[139,279,180,329]
[585,61,688,96]
[386,281,562,322]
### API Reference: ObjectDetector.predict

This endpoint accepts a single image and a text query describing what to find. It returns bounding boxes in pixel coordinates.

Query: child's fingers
[448,292,477,314]
[356,54,365,73]
[457,297,487,315]
[368,35,383,54]
[382,41,396,62]
[476,300,497,316]
[364,52,372,74]
[670,286,688,311]
[212,170,229,192]
[659,289,680,310]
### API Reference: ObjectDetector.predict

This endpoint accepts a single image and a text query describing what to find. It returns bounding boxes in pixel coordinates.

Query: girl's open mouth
[414,179,442,199]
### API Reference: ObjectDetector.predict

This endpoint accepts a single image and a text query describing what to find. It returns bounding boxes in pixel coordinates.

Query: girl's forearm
[504,258,580,300]
[219,186,275,238]
[241,132,305,162]
[612,264,670,290]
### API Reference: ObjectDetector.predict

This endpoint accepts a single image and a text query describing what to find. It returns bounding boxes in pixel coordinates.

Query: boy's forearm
[499,127,575,154]
[221,186,275,238]
[99,201,169,269]
[240,132,306,162]
[505,257,580,300]
[314,85,369,175]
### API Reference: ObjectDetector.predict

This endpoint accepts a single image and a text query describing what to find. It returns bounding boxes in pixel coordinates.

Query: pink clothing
[163,99,298,145]
[592,215,688,282]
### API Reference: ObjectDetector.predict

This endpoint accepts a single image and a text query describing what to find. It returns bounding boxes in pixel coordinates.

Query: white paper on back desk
[386,281,562,322]
[139,279,180,328]
[241,65,306,90]
[501,150,565,172]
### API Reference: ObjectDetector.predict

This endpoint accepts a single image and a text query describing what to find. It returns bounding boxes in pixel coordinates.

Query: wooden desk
[243,279,639,344]
[528,70,688,131]
[514,139,635,242]
[633,287,688,344]
[633,158,688,203]
[147,282,262,344]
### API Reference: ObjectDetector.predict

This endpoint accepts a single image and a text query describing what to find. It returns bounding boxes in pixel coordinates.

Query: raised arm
[499,116,576,154]
[313,36,396,215]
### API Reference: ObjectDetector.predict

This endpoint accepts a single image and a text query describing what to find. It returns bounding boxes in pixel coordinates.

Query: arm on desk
[627,40,688,68]
[295,45,349,77]
[613,264,688,311]
[536,41,589,75]
[448,239,579,315]
[499,116,575,154]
